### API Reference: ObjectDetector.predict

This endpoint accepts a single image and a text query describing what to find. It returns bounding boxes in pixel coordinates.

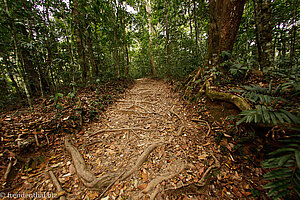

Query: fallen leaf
[141,170,148,182]
[137,183,148,190]
[198,154,208,160]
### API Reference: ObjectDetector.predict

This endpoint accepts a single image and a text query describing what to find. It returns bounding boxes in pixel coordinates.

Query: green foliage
[234,83,299,125]
[229,63,251,78]
[261,134,300,199]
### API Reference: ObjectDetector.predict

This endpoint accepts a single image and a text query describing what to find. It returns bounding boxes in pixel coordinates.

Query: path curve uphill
[66,78,217,199]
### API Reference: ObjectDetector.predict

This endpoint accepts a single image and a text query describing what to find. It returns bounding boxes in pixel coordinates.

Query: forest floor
[1,78,269,199]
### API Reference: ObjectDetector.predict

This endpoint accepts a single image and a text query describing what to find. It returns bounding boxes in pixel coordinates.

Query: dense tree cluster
[0,0,298,107]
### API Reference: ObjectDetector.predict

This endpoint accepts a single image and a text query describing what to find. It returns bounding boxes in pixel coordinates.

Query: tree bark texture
[207,0,246,69]
[73,0,88,83]
[145,0,157,76]
[253,0,274,71]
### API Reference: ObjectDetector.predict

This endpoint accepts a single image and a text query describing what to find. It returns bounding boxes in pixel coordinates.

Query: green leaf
[278,154,293,166]
[280,112,292,123]
[280,109,300,124]
[274,112,285,124]
[55,93,64,98]
[295,150,300,169]
[269,82,272,94]
[269,147,296,156]
[261,158,281,168]
[267,183,290,197]
[270,112,278,125]
[56,103,63,110]
[264,168,293,180]
[262,105,270,124]
[263,179,290,189]
[257,105,262,115]
[237,116,247,125]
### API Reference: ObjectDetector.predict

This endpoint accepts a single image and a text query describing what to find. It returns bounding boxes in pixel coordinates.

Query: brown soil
[3,78,267,199]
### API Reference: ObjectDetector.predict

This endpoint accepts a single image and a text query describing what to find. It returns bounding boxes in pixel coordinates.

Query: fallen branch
[90,128,152,137]
[4,160,13,181]
[150,187,160,200]
[48,170,66,200]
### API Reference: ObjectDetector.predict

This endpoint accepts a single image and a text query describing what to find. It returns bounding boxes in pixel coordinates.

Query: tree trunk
[165,0,171,76]
[193,0,199,56]
[253,0,262,69]
[3,57,22,95]
[122,18,129,77]
[87,28,97,78]
[253,0,274,71]
[73,0,88,83]
[145,0,157,77]
[207,0,246,71]
[289,0,297,65]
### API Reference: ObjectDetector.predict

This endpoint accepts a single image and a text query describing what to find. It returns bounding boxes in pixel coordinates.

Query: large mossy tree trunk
[207,0,246,69]
[186,0,250,111]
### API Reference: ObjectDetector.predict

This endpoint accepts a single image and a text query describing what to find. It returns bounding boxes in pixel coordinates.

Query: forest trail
[66,78,217,199]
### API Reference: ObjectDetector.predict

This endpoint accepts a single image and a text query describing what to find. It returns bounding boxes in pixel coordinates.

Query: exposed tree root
[150,187,160,200]
[117,100,156,105]
[191,119,211,136]
[90,128,152,137]
[197,153,220,186]
[48,170,66,200]
[196,80,251,111]
[65,136,161,191]
[119,109,158,115]
[124,105,149,112]
[99,171,126,199]
[170,105,184,124]
[165,152,220,195]
[121,142,162,181]
[142,160,192,194]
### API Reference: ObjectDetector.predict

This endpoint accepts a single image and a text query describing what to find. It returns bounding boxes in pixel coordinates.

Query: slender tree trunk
[145,0,157,76]
[289,0,297,65]
[165,0,171,76]
[73,0,88,83]
[193,0,199,55]
[253,0,274,71]
[253,0,262,69]
[189,7,193,41]
[94,32,102,75]
[87,28,97,79]
[3,57,22,95]
[122,18,129,77]
[114,24,120,76]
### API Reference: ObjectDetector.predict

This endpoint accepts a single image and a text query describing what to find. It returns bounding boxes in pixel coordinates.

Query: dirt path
[62,78,218,199]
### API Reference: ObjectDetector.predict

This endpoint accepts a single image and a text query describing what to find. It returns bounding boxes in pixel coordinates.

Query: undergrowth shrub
[233,82,300,199]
